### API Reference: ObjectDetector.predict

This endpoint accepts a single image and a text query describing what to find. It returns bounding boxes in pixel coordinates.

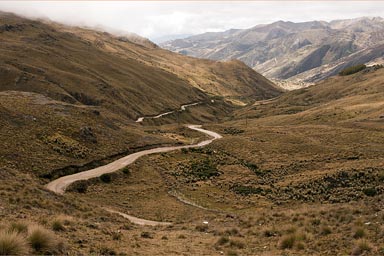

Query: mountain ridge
[162,16,384,89]
[0,11,282,121]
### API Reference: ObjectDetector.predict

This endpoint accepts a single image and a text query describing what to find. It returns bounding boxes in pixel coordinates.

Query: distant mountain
[162,17,384,88]
[151,34,193,44]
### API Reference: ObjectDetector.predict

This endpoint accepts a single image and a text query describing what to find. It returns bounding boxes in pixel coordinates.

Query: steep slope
[0,13,206,120]
[162,17,384,87]
[53,22,281,104]
[236,65,384,124]
[0,12,281,120]
[0,11,283,178]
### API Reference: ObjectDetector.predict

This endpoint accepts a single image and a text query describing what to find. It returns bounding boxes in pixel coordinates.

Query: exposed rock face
[162,17,384,88]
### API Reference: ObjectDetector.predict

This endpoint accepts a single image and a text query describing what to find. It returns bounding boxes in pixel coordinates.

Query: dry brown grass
[0,230,28,255]
[1,13,384,255]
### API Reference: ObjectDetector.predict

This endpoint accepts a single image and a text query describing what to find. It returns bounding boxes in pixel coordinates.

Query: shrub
[121,167,130,175]
[70,180,88,193]
[195,224,209,232]
[189,159,219,180]
[263,228,279,237]
[279,234,296,249]
[140,232,153,239]
[353,228,365,239]
[216,236,229,245]
[320,226,332,235]
[243,162,263,175]
[224,228,240,236]
[339,64,366,76]
[223,127,244,135]
[100,173,112,183]
[311,218,321,226]
[229,239,245,249]
[0,230,28,255]
[362,187,377,197]
[99,246,117,255]
[232,185,266,196]
[28,225,56,253]
[112,231,122,241]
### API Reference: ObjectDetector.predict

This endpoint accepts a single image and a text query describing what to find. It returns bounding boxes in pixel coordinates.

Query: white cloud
[0,1,382,39]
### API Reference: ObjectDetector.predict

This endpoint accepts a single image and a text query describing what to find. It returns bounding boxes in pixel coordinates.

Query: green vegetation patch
[223,127,245,135]
[188,158,220,180]
[43,133,89,159]
[232,185,270,196]
[339,64,366,76]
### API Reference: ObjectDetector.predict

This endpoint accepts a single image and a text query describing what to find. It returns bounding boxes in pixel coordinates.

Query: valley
[0,10,383,256]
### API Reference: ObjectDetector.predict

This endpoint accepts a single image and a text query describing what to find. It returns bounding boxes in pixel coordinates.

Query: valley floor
[1,69,384,255]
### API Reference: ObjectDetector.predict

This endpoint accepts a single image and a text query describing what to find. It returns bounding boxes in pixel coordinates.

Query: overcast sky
[0,1,383,40]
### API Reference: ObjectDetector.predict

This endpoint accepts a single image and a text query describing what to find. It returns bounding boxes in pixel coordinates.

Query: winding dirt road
[45,125,222,225]
[135,102,201,122]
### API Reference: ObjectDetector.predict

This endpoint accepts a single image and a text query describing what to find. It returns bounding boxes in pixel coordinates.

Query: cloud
[0,1,382,39]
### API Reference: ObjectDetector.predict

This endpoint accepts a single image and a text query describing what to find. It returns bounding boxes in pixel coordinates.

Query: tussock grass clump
[140,231,153,239]
[229,239,245,249]
[8,222,28,234]
[28,225,56,253]
[51,219,65,232]
[216,236,229,246]
[227,250,238,256]
[351,239,371,255]
[262,226,281,237]
[320,226,332,235]
[353,228,365,239]
[224,228,240,236]
[0,230,28,255]
[98,246,117,255]
[111,231,122,241]
[279,231,308,250]
[195,224,209,232]
[279,234,296,249]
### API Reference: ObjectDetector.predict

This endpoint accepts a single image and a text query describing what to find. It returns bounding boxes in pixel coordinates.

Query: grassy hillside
[54,23,281,104]
[2,11,383,256]
[0,12,281,117]
[0,12,206,119]
[74,68,384,255]
[235,66,384,124]
[0,11,281,179]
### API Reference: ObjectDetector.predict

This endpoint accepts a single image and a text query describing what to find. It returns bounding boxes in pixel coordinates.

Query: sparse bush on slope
[339,64,366,76]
